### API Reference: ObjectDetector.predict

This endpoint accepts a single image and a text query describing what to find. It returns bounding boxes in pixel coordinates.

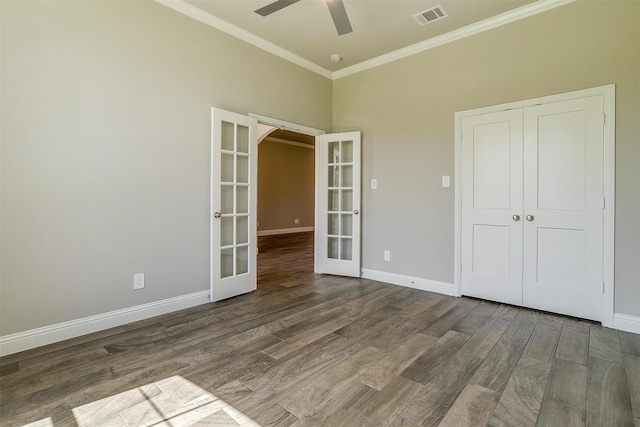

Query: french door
[315,132,361,277]
[210,108,257,302]
[460,95,606,321]
[211,109,362,300]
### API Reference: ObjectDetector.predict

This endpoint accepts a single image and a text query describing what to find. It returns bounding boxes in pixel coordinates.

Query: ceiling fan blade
[255,0,301,17]
[326,0,352,35]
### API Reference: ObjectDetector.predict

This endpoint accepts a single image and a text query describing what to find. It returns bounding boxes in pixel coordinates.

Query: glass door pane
[211,108,257,302]
[218,121,253,280]
[315,131,361,277]
[325,139,354,261]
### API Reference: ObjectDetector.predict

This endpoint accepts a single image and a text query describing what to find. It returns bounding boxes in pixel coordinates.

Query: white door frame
[453,84,616,327]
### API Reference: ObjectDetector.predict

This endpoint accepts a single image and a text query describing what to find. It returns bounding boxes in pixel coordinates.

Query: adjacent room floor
[1,231,639,426]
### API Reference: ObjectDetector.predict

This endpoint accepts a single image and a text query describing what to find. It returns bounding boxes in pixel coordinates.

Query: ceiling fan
[255,0,353,36]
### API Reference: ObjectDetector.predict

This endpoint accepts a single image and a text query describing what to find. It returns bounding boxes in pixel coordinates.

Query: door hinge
[602,113,606,125]
[602,198,606,209]
[602,281,606,294]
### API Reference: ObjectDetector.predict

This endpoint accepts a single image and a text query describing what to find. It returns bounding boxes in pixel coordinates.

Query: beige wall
[258,140,315,232]
[332,0,640,317]
[0,0,331,335]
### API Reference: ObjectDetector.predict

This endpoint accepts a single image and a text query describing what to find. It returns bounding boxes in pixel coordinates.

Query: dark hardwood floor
[1,231,639,426]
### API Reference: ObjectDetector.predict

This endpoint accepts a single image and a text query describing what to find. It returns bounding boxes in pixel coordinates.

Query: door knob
[512,215,520,221]
[353,209,359,215]
[526,214,534,221]
[213,212,222,219]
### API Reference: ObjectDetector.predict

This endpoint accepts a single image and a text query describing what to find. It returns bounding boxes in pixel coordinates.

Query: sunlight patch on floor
[67,375,259,426]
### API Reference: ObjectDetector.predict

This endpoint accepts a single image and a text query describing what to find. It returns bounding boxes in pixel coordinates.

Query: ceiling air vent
[413,5,447,26]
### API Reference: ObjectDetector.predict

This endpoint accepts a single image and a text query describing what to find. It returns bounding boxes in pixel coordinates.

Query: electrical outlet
[383,250,391,261]
[133,273,145,290]
[294,218,300,224]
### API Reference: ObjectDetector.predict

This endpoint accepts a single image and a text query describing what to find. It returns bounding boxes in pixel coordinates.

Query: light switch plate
[442,176,450,188]
[371,179,378,189]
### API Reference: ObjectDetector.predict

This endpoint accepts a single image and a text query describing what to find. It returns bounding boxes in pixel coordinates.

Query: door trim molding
[454,84,615,327]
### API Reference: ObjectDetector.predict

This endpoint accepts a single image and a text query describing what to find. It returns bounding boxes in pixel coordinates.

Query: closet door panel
[522,96,604,321]
[461,110,523,305]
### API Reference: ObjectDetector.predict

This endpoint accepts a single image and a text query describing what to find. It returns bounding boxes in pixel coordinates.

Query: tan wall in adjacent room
[258,140,315,233]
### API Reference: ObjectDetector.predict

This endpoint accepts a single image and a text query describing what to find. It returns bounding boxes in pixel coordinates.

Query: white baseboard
[613,313,640,334]
[258,226,314,236]
[0,290,210,357]
[361,268,456,296]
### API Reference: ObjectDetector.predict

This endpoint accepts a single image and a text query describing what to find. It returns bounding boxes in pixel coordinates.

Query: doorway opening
[256,128,316,290]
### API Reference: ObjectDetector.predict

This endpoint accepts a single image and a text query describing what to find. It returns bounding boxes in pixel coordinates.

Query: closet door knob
[512,215,520,221]
[526,215,534,222]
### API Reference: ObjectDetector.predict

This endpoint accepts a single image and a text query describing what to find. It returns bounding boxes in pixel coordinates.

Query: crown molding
[155,0,575,81]
[332,0,575,79]
[153,0,333,79]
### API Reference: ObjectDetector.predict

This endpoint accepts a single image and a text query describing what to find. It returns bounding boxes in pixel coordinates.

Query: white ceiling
[158,0,570,78]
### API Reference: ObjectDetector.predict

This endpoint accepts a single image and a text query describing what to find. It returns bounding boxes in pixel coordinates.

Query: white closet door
[461,110,523,305]
[522,96,605,321]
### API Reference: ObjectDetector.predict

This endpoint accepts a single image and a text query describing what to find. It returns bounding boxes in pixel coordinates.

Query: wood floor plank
[438,383,499,427]
[522,314,564,363]
[385,287,429,310]
[488,356,552,427]
[356,332,437,391]
[0,362,19,378]
[186,352,276,391]
[503,309,540,339]
[589,325,623,364]
[277,346,386,418]
[586,356,635,426]
[536,358,587,427]
[247,403,298,427]
[292,380,377,426]
[623,353,640,427]
[262,315,353,360]
[555,319,590,366]
[334,305,402,339]
[470,333,531,393]
[451,300,500,336]
[211,379,254,404]
[240,333,349,394]
[459,317,511,358]
[621,331,640,356]
[400,351,484,426]
[420,298,479,338]
[368,317,421,352]
[491,304,520,321]
[397,292,443,318]
[408,296,461,327]
[358,376,423,426]
[400,330,469,385]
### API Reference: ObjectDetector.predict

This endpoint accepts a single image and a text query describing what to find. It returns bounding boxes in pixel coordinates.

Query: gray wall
[332,0,640,317]
[0,0,332,335]
[2,0,638,339]
[258,140,315,232]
